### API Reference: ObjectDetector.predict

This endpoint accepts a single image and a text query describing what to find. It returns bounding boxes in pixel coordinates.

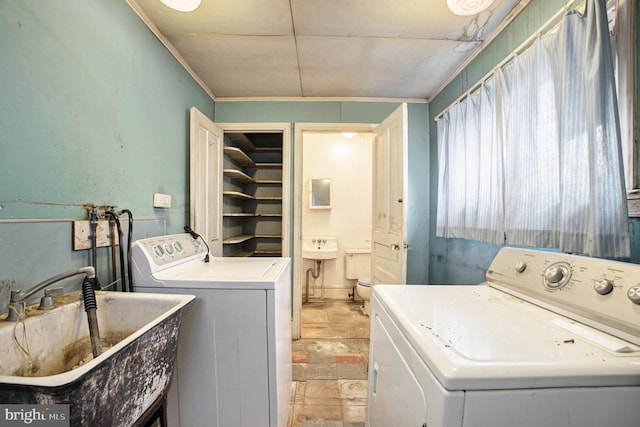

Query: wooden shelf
[224,147,254,166]
[254,147,283,153]
[223,234,254,244]
[255,250,282,255]
[226,133,255,152]
[223,213,282,217]
[223,234,281,246]
[222,132,283,258]
[223,191,254,200]
[224,169,254,183]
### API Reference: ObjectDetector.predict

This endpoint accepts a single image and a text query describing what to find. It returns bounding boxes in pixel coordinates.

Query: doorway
[292,104,408,339]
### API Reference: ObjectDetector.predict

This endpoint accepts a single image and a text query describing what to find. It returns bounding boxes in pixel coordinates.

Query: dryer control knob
[515,261,527,273]
[593,278,613,295]
[628,285,640,304]
[543,263,571,289]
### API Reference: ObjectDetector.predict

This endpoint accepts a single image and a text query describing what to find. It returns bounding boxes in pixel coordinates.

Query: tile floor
[288,301,371,427]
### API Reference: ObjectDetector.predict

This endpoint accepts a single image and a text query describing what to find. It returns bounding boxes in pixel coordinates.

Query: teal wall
[428,0,640,284]
[0,1,214,304]
[215,101,431,284]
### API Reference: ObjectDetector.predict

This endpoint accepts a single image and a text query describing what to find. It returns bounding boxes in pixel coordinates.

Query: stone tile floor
[288,301,371,427]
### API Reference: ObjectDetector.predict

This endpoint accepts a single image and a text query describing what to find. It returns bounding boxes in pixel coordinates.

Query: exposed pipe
[103,210,126,292]
[108,215,118,290]
[87,205,101,290]
[304,260,322,304]
[82,275,102,358]
[121,209,134,292]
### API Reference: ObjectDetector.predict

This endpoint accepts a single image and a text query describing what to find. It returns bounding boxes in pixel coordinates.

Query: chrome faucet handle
[39,287,64,310]
[9,289,26,303]
[6,301,25,321]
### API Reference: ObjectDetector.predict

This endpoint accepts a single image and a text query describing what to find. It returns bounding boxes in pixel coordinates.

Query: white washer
[131,233,291,427]
[367,247,640,427]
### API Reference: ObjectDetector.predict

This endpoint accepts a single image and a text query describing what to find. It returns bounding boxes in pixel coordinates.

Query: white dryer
[367,247,640,427]
[131,233,291,427]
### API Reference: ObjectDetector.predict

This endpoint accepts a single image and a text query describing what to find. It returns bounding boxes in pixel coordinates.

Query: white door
[371,104,408,285]
[189,107,223,256]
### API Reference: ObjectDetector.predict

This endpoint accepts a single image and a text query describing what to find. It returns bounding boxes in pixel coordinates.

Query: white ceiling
[130,0,523,100]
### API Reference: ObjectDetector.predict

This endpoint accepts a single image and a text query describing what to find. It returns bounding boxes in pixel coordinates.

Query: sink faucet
[6,266,96,322]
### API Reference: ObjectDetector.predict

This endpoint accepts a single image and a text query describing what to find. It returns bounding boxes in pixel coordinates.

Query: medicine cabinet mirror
[310,178,331,209]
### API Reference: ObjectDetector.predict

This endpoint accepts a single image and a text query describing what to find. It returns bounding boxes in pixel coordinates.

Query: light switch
[153,193,172,208]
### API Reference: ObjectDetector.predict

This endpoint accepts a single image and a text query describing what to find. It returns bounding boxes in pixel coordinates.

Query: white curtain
[436,76,504,245]
[436,0,630,258]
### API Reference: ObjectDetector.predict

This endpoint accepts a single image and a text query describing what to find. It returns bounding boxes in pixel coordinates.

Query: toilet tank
[344,248,371,280]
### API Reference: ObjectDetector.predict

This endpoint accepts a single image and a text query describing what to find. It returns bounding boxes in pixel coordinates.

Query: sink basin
[0,290,194,426]
[302,236,338,260]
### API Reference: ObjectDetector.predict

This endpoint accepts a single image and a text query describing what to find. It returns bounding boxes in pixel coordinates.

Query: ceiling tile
[169,34,302,97]
[135,0,293,35]
[291,0,509,41]
[129,0,524,99]
[297,35,469,98]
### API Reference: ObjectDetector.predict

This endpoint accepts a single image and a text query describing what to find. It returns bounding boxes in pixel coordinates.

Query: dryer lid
[373,284,640,391]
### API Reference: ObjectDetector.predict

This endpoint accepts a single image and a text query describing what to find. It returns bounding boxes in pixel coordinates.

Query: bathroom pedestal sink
[302,236,338,260]
[0,290,194,427]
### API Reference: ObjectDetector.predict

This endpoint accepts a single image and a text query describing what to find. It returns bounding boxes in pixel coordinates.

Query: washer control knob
[628,285,640,304]
[543,263,571,289]
[545,265,564,284]
[515,261,527,273]
[593,278,614,295]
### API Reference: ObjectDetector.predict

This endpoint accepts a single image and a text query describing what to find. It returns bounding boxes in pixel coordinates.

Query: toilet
[344,248,372,315]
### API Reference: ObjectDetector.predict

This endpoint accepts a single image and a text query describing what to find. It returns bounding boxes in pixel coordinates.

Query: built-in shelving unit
[222,132,283,257]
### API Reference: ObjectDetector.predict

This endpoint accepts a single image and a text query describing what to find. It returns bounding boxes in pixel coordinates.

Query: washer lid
[373,285,640,391]
[145,257,290,289]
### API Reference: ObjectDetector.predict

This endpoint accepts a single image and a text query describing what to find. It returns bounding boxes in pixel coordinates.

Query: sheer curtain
[436,76,504,245]
[436,0,630,258]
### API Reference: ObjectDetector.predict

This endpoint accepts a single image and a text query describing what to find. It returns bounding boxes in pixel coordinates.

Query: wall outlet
[153,193,172,208]
[628,193,640,217]
[72,220,119,251]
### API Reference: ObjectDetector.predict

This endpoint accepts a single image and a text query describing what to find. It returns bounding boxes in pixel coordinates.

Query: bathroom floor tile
[290,301,370,426]
[293,363,338,380]
[336,364,368,380]
[293,349,309,363]
[291,404,343,427]
[335,355,363,364]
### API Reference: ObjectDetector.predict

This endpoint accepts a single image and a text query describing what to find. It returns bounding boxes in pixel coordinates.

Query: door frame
[292,123,377,339]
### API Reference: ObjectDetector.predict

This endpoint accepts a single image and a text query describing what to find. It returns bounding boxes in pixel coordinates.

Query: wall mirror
[310,178,331,209]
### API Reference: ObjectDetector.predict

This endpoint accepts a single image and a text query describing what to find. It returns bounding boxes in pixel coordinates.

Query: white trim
[215,96,427,104]
[125,0,216,101]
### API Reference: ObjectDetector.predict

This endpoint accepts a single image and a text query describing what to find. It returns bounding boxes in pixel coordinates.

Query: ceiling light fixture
[160,0,201,12]
[446,0,494,16]
[341,132,358,139]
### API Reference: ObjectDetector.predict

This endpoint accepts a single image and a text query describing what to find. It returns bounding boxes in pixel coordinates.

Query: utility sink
[302,236,338,260]
[0,290,194,426]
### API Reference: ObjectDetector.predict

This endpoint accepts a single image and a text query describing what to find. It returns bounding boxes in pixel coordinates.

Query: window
[610,0,637,191]
[436,0,632,258]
